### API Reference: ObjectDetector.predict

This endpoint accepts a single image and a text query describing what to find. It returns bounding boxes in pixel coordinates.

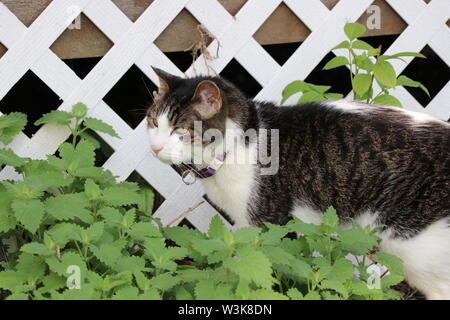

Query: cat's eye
[173,127,189,135]
[148,117,158,128]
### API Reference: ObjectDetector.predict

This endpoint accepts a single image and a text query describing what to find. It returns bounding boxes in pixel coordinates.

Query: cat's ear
[151,67,181,98]
[192,80,222,119]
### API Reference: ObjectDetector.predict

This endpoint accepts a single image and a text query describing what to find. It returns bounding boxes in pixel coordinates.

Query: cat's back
[257,99,449,232]
[258,99,449,155]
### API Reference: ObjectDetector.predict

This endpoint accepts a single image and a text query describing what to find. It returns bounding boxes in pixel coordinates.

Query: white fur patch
[378,218,450,299]
[292,208,450,299]
[291,205,323,225]
[201,120,257,227]
[328,99,445,126]
[330,100,366,114]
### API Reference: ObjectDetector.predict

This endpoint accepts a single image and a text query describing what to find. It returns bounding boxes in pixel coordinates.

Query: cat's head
[146,68,248,165]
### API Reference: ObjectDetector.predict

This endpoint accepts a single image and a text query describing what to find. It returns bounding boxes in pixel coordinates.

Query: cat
[146,67,450,300]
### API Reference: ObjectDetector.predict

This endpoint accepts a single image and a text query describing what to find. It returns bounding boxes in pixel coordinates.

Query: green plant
[0,105,404,300]
[282,22,429,107]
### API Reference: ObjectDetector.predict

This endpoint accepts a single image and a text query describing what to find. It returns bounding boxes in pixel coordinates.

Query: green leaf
[288,218,321,236]
[79,131,101,149]
[195,280,234,300]
[338,228,379,255]
[11,199,45,233]
[90,243,123,268]
[16,252,46,279]
[0,149,27,167]
[323,56,350,70]
[112,286,140,300]
[98,207,123,225]
[281,81,312,104]
[20,242,53,256]
[101,185,142,207]
[298,91,325,103]
[114,256,146,273]
[372,94,402,107]
[352,40,374,50]
[137,186,155,215]
[208,215,233,244]
[46,223,82,247]
[6,293,29,300]
[34,110,73,126]
[383,52,426,59]
[45,251,87,277]
[77,222,104,244]
[139,289,162,300]
[332,40,351,50]
[327,258,354,282]
[40,274,67,293]
[149,274,180,291]
[0,270,28,291]
[72,103,88,119]
[352,73,372,96]
[223,245,274,289]
[233,226,261,244]
[84,179,101,200]
[45,193,92,224]
[324,93,344,100]
[308,84,332,94]
[320,207,339,234]
[396,75,430,97]
[354,56,374,72]
[83,117,120,138]
[302,291,322,300]
[0,193,17,232]
[192,238,228,258]
[373,252,404,275]
[344,22,366,40]
[0,112,27,145]
[52,284,98,300]
[320,279,349,297]
[163,225,205,247]
[128,222,162,241]
[59,139,96,170]
[260,223,289,245]
[373,60,397,88]
[287,288,304,300]
[175,286,194,300]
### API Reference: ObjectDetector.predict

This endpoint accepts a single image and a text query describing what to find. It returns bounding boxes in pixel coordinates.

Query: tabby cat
[146,67,450,299]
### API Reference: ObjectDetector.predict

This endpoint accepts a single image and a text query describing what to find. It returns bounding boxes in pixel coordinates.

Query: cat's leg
[379,217,450,300]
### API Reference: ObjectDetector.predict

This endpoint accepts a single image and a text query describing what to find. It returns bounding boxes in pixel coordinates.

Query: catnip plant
[282,22,429,107]
[0,105,405,300]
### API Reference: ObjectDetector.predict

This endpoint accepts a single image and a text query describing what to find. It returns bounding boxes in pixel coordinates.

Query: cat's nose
[151,144,163,155]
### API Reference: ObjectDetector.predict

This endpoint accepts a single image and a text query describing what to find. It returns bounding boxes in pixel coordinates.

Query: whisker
[141,76,155,104]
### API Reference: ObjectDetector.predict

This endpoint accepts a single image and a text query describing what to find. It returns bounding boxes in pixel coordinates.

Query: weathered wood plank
[0,0,423,59]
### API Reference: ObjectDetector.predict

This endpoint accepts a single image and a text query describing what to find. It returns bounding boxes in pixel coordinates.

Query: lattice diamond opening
[50,13,114,76]
[104,64,157,129]
[400,45,450,107]
[221,59,262,97]
[0,70,62,136]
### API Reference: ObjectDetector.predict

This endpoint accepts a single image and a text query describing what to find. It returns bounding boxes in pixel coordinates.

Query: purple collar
[193,152,227,178]
[183,153,227,181]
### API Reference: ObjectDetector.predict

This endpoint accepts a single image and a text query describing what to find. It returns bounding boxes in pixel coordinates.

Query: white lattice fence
[0,0,449,232]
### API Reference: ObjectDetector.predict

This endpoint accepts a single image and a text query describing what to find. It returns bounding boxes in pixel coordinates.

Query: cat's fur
[146,68,450,299]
